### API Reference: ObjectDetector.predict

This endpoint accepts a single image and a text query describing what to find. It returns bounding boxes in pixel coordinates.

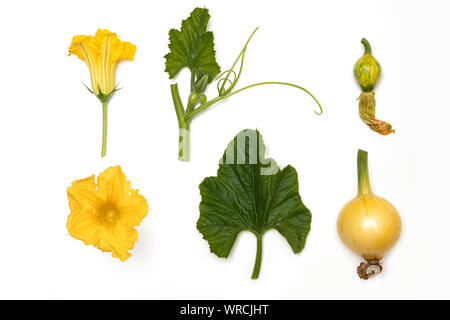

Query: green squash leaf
[164,7,220,83]
[197,129,311,279]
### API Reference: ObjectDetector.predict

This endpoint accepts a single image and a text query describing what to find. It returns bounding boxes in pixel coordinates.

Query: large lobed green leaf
[164,7,220,83]
[197,129,311,275]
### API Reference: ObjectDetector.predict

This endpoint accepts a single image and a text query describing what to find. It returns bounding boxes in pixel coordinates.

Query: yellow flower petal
[67,207,103,246]
[117,189,148,227]
[110,41,136,64]
[67,175,102,212]
[97,224,138,262]
[97,166,131,203]
[68,35,89,60]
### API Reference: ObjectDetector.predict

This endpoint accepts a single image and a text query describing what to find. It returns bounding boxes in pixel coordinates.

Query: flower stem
[357,149,372,196]
[101,101,108,158]
[251,233,263,279]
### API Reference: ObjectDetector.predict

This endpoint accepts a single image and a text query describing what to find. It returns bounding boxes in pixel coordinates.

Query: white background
[0,0,446,299]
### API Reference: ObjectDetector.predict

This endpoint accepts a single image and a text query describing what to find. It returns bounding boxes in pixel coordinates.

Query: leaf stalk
[251,233,263,279]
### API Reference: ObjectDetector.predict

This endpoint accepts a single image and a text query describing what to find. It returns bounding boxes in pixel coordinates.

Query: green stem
[178,122,190,161]
[170,83,185,127]
[101,101,108,158]
[361,38,372,55]
[251,233,263,279]
[170,83,191,161]
[357,149,372,196]
[184,81,322,121]
[190,71,196,92]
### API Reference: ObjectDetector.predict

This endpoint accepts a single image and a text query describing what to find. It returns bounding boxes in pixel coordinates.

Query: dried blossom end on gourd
[358,92,395,135]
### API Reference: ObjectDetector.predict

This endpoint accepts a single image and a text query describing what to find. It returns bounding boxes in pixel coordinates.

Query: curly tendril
[216,28,257,96]
[216,27,322,114]
[216,70,236,95]
[184,28,323,121]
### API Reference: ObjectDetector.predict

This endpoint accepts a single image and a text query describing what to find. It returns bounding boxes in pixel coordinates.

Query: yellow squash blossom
[68,29,136,98]
[68,29,136,157]
[67,166,148,261]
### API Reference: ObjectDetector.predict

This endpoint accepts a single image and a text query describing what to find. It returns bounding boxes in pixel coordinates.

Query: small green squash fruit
[353,38,381,92]
[188,91,199,106]
[199,93,207,105]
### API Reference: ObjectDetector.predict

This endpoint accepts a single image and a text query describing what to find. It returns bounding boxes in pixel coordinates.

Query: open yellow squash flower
[68,29,136,157]
[67,166,148,261]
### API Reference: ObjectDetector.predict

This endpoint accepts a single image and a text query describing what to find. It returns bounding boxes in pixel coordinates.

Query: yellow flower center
[101,205,120,224]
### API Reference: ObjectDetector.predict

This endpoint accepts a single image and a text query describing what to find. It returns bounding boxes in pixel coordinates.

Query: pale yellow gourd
[337,150,401,279]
